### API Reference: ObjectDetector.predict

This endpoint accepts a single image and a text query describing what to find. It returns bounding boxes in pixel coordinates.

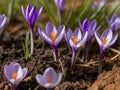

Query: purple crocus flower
[38,22,65,61]
[22,4,43,29]
[93,0,106,10]
[95,29,118,72]
[54,0,65,14]
[79,19,100,43]
[106,14,120,32]
[79,19,100,60]
[54,0,65,24]
[0,14,6,34]
[65,28,88,66]
[22,4,43,55]
[36,67,62,90]
[3,62,28,90]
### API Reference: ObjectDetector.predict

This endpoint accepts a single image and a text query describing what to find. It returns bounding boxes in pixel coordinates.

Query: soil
[0,21,120,90]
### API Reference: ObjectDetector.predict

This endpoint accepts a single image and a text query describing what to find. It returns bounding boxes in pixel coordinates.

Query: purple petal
[26,4,33,18]
[76,31,88,48]
[46,22,57,38]
[95,31,102,46]
[55,25,65,44]
[22,68,28,79]
[103,29,113,44]
[90,20,97,32]
[110,33,118,46]
[99,0,106,8]
[54,0,65,11]
[28,7,36,25]
[67,28,73,39]
[69,39,75,48]
[78,20,83,32]
[36,7,43,21]
[54,72,62,86]
[36,74,47,87]
[110,14,118,24]
[43,67,57,85]
[22,6,26,19]
[83,19,89,32]
[0,15,6,30]
[38,27,52,44]
[74,28,82,40]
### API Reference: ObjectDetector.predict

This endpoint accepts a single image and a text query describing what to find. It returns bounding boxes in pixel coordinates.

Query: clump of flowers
[106,14,120,32]
[65,28,88,67]
[0,14,6,34]
[95,28,118,73]
[3,62,28,90]
[79,19,100,61]
[38,22,65,61]
[36,67,62,90]
[22,4,43,56]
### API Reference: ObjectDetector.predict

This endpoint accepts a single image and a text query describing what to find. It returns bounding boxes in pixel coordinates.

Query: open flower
[54,0,65,13]
[38,22,65,61]
[95,28,118,52]
[36,67,62,90]
[95,29,118,72]
[4,62,28,90]
[0,14,6,34]
[106,14,120,32]
[65,28,88,66]
[22,4,43,29]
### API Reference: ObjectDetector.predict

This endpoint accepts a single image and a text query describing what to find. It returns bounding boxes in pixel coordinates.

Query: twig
[109,48,120,60]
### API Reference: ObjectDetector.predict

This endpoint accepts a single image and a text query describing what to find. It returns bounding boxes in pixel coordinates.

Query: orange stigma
[51,32,56,42]
[12,73,18,80]
[47,77,52,83]
[71,36,78,45]
[102,37,107,45]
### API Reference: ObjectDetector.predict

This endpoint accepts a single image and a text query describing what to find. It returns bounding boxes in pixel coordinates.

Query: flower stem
[59,10,62,25]
[58,59,65,82]
[11,86,16,90]
[84,41,91,63]
[52,46,58,61]
[30,28,34,56]
[98,48,104,73]
[71,49,76,68]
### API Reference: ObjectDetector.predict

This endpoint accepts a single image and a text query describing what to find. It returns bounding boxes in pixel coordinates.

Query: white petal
[95,31,102,46]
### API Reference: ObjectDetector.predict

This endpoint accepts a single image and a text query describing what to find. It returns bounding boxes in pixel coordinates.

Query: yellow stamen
[102,37,107,45]
[12,73,18,80]
[50,32,56,42]
[71,36,78,45]
[47,77,52,83]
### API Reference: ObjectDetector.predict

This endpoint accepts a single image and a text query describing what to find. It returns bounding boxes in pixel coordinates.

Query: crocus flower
[54,0,65,24]
[22,4,43,55]
[38,22,65,61]
[65,28,88,66]
[54,0,65,14]
[4,62,28,90]
[36,67,62,90]
[93,0,106,10]
[79,19,100,43]
[106,14,120,32]
[0,14,6,34]
[79,19,100,60]
[95,29,118,72]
